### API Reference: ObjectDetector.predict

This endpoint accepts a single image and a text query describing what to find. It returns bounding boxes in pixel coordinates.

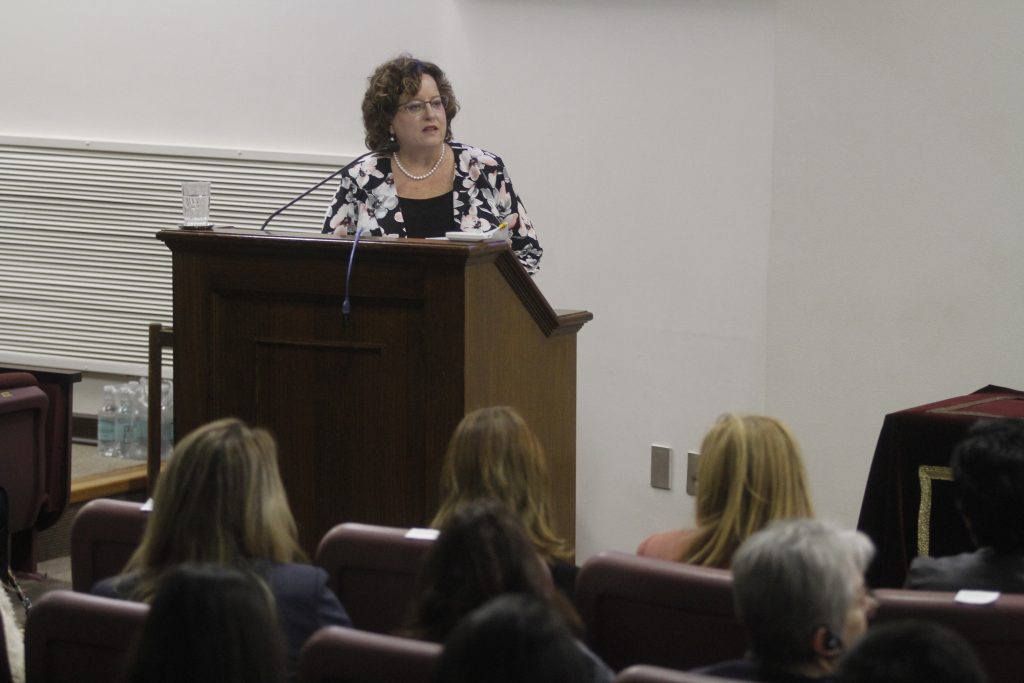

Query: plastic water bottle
[160,379,174,459]
[130,380,149,461]
[97,385,119,457]
[117,382,137,459]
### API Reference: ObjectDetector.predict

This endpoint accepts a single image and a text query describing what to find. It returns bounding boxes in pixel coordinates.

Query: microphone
[260,166,347,231]
[342,226,366,326]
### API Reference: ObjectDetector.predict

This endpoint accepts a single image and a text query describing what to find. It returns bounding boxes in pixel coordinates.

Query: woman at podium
[322,54,543,275]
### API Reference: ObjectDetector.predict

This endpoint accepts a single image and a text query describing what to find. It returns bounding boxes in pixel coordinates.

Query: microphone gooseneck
[342,226,365,326]
[260,166,346,231]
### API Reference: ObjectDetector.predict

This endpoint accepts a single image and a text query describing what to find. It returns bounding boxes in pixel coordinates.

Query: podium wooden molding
[158,227,591,555]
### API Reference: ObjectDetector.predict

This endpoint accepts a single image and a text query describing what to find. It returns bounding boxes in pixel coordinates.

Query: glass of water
[181,180,211,227]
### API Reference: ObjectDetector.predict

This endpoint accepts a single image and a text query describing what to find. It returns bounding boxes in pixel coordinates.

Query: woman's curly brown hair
[362,54,460,152]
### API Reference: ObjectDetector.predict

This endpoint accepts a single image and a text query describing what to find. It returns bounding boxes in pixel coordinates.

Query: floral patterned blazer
[322,142,542,274]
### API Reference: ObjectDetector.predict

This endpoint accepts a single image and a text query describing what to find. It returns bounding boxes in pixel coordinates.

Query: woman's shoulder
[342,151,390,177]
[261,561,330,590]
[261,561,350,626]
[262,560,326,576]
[450,142,504,168]
[636,528,698,562]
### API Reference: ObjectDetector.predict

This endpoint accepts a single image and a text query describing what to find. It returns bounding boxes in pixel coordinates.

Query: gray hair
[731,518,874,666]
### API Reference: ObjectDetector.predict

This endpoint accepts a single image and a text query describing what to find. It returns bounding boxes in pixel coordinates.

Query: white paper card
[405,527,440,540]
[954,589,1000,605]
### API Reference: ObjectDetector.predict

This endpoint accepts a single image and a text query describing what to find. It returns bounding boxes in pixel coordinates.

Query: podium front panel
[160,228,588,556]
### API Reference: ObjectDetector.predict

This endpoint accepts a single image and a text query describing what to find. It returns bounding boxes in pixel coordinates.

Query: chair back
[873,588,1024,683]
[70,498,148,592]
[0,366,81,573]
[0,372,48,536]
[24,590,148,683]
[615,665,745,683]
[314,522,434,634]
[576,551,745,672]
[299,626,440,683]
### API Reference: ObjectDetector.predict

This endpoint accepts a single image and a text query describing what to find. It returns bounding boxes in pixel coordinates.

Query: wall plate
[651,445,672,490]
[687,450,700,496]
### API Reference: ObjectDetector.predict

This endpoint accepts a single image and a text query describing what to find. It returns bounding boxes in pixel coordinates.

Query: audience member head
[952,418,1024,553]
[836,619,988,683]
[408,498,579,642]
[683,413,814,568]
[125,417,304,600]
[731,518,876,678]
[362,53,459,151]
[432,406,572,563]
[122,563,286,683]
[433,594,592,683]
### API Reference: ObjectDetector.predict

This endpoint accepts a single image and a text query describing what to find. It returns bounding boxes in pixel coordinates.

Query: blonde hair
[124,418,304,601]
[681,414,814,568]
[431,407,572,563]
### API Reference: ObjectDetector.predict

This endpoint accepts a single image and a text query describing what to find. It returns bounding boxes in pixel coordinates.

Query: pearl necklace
[393,144,446,181]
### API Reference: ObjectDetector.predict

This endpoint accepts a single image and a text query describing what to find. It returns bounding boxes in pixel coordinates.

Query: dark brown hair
[121,564,286,683]
[361,53,459,152]
[402,499,581,643]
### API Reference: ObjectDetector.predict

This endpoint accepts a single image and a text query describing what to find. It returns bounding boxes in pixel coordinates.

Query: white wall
[6,1,1018,562]
[770,0,1024,529]
[2,0,775,560]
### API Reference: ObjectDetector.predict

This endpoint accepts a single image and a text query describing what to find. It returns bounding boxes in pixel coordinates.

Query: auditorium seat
[615,664,743,682]
[873,588,1024,683]
[0,365,81,572]
[575,551,745,672]
[314,522,434,634]
[24,589,147,683]
[0,372,48,574]
[298,625,440,683]
[70,498,148,592]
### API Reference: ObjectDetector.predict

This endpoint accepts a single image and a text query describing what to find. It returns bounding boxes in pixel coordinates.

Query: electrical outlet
[651,445,672,490]
[686,450,700,495]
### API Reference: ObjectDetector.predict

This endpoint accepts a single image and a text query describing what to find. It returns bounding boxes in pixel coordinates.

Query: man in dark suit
[905,418,1024,592]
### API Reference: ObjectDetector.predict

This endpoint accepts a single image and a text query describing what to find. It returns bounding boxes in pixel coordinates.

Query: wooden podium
[158,228,591,554]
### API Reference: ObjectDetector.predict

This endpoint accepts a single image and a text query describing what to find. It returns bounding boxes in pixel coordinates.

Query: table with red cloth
[857,385,1024,588]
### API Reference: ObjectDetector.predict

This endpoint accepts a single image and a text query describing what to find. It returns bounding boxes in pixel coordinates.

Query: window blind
[0,137,350,375]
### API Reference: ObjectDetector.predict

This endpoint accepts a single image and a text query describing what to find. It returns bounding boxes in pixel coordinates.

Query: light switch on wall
[686,450,700,496]
[651,445,672,490]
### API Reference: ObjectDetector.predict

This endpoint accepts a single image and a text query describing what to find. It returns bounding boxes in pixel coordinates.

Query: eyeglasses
[397,96,448,117]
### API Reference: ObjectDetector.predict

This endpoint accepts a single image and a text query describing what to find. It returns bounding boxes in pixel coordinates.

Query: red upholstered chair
[314,522,435,634]
[70,498,149,592]
[24,590,148,683]
[575,551,745,672]
[615,665,744,683]
[0,365,81,572]
[872,588,1024,683]
[0,372,48,574]
[298,626,440,683]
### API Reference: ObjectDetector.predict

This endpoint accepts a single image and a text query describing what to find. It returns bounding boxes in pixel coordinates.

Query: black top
[399,191,454,238]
